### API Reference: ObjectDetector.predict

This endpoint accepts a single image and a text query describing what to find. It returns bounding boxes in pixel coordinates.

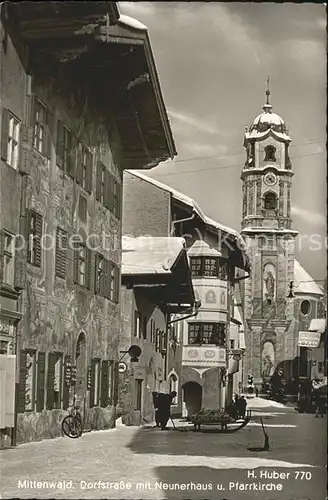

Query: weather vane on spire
[266,77,270,105]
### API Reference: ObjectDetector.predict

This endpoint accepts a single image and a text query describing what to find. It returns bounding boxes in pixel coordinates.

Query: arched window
[264,192,277,210]
[264,145,276,162]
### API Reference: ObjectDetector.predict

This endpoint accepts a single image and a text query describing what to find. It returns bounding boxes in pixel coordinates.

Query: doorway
[182,381,202,417]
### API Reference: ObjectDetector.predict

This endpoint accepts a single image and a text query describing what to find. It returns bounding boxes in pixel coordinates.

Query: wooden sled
[191,410,252,433]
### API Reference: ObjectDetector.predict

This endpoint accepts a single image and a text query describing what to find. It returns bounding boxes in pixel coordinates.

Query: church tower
[241,82,299,390]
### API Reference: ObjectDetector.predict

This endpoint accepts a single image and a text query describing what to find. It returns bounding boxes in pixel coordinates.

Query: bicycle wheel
[62,415,83,439]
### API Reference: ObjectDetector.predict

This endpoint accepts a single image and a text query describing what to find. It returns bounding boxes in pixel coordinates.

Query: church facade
[240,88,324,393]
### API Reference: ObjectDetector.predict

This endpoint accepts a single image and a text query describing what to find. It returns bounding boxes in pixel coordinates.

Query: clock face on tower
[264,172,277,186]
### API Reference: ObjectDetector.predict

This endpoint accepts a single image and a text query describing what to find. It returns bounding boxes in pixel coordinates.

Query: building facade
[0,2,176,447]
[123,171,250,417]
[240,87,324,394]
[119,236,195,425]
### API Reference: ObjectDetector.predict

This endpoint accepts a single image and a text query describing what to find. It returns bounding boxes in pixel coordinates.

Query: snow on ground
[245,397,287,409]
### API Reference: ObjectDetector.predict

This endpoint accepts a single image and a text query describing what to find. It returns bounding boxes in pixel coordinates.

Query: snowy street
[1,399,326,500]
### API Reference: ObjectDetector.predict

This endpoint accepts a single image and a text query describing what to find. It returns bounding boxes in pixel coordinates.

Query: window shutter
[94,253,99,294]
[17,352,27,413]
[56,120,64,169]
[103,259,110,299]
[117,182,122,219]
[55,229,67,279]
[104,169,111,209]
[100,360,109,408]
[36,352,46,412]
[86,152,93,194]
[109,174,115,213]
[73,247,79,285]
[19,123,33,175]
[96,162,102,201]
[34,213,43,267]
[46,353,56,410]
[89,359,96,408]
[0,230,4,283]
[67,134,77,178]
[115,266,120,303]
[62,355,70,410]
[26,94,36,129]
[1,107,9,161]
[112,361,119,405]
[43,110,53,159]
[76,143,83,185]
[85,248,93,290]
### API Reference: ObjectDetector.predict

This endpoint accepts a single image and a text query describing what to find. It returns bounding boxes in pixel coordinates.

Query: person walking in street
[314,392,325,418]
[239,396,247,418]
[152,391,177,430]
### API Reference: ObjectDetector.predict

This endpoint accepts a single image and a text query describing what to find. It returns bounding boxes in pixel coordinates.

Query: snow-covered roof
[122,236,185,275]
[309,318,326,334]
[294,260,324,296]
[253,111,285,127]
[118,14,147,31]
[245,128,291,142]
[187,240,222,257]
[126,170,250,268]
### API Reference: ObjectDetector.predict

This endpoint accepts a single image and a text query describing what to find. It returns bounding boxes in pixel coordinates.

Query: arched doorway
[182,381,202,417]
[75,332,87,404]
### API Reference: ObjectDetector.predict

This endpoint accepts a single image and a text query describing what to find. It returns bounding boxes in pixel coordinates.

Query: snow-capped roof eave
[118,14,147,31]
[245,129,291,143]
[127,171,251,271]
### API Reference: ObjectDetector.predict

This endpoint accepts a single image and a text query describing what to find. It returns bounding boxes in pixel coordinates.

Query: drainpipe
[171,212,196,236]
[167,301,201,325]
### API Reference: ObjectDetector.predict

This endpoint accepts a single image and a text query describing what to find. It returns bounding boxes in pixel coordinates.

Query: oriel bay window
[188,322,226,346]
[190,256,227,279]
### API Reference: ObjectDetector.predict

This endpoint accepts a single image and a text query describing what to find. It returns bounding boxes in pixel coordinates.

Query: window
[77,144,93,193]
[204,258,219,277]
[2,231,15,286]
[135,379,143,411]
[55,228,67,279]
[33,99,47,154]
[96,162,106,205]
[134,311,141,338]
[190,257,202,278]
[150,320,155,343]
[155,329,161,352]
[112,179,121,218]
[27,211,42,267]
[1,109,20,169]
[264,192,277,210]
[230,339,235,349]
[95,253,104,294]
[46,352,63,410]
[264,145,276,162]
[188,322,226,346]
[218,259,228,280]
[318,362,325,373]
[300,300,311,316]
[73,243,91,289]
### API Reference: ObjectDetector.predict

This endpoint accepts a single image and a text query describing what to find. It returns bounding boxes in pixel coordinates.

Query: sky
[120,2,327,282]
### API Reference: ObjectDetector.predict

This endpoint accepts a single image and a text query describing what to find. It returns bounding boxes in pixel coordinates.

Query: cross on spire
[266,77,270,105]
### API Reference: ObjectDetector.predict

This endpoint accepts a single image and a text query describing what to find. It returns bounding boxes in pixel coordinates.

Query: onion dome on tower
[245,79,291,142]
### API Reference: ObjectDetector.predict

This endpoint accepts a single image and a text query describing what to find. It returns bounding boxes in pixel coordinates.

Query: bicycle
[61,395,83,439]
